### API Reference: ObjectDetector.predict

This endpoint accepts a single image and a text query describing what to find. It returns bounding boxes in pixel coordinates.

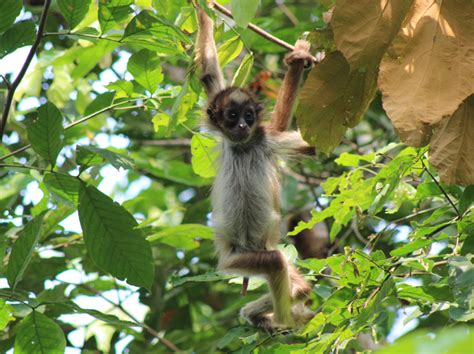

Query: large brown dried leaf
[296,52,378,154]
[379,0,474,142]
[332,0,412,68]
[429,95,474,185]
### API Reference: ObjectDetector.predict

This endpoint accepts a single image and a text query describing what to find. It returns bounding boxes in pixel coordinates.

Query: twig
[0,0,52,139]
[0,75,11,90]
[0,163,71,176]
[420,159,460,218]
[212,1,321,63]
[140,138,191,146]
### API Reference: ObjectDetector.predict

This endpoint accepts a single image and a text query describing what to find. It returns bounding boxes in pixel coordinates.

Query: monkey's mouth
[228,130,251,143]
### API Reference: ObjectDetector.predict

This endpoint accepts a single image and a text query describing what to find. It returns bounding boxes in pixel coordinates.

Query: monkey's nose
[238,123,246,129]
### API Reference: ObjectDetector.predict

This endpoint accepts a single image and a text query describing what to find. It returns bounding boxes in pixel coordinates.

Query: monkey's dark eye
[244,111,254,124]
[244,111,253,119]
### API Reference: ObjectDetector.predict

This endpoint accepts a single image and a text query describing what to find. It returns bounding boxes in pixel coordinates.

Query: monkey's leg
[288,264,312,301]
[240,294,273,329]
[220,250,294,327]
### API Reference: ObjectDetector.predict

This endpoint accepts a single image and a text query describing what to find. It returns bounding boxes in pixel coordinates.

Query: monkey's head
[207,87,263,143]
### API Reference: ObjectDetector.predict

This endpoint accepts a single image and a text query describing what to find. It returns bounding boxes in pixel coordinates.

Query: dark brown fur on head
[206,87,263,143]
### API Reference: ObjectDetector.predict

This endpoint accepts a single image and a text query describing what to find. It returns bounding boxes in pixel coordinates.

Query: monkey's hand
[284,39,313,68]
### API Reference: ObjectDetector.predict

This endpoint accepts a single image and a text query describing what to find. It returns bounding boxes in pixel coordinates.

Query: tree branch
[0,0,52,140]
[212,1,322,63]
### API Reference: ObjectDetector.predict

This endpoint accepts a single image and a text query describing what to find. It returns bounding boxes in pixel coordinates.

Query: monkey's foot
[285,39,313,67]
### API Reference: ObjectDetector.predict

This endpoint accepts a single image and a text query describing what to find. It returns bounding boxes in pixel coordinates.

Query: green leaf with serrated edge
[76,145,134,171]
[148,224,214,250]
[27,102,64,167]
[232,53,254,87]
[127,49,163,93]
[0,21,36,59]
[7,214,44,290]
[106,80,134,97]
[43,173,80,204]
[170,271,231,286]
[78,184,154,290]
[459,185,474,215]
[390,239,433,257]
[0,0,22,34]
[191,134,219,178]
[58,0,91,29]
[98,0,133,34]
[231,0,259,27]
[218,35,244,67]
[84,91,116,116]
[0,299,14,330]
[14,311,66,354]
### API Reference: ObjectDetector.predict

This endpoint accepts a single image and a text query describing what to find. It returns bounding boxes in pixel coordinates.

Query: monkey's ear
[255,103,264,115]
[207,107,216,122]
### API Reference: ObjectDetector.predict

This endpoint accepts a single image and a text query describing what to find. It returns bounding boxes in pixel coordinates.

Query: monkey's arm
[268,131,315,158]
[268,40,313,132]
[195,5,226,98]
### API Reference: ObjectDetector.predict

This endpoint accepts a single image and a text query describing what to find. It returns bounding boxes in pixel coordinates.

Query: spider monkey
[195,4,315,330]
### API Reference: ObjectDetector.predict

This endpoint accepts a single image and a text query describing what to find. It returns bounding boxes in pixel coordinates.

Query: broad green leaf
[78,184,154,290]
[0,0,22,34]
[127,49,163,93]
[7,214,44,290]
[14,311,66,354]
[69,41,119,79]
[231,53,254,87]
[191,133,219,178]
[84,91,116,116]
[0,21,36,59]
[76,145,134,171]
[397,284,434,303]
[58,0,91,29]
[148,224,214,250]
[376,327,473,354]
[122,10,188,54]
[218,35,244,67]
[297,51,377,154]
[152,112,170,132]
[300,312,326,336]
[459,185,474,215]
[43,173,81,204]
[0,299,14,330]
[335,152,376,167]
[231,0,259,28]
[98,0,133,34]
[106,80,135,97]
[47,64,74,108]
[390,239,433,257]
[27,102,64,167]
[170,271,231,286]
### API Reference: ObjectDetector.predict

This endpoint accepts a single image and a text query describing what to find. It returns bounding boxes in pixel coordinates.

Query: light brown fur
[195,3,315,330]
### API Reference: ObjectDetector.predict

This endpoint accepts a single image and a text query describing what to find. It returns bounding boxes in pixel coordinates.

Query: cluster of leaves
[0,0,472,353]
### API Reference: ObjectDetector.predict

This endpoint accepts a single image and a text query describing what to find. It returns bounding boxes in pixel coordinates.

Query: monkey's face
[208,88,262,143]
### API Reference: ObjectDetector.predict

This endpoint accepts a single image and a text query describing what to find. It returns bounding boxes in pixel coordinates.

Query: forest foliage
[0,0,473,353]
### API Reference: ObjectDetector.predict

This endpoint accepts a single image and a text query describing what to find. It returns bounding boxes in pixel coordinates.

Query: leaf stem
[0,0,52,140]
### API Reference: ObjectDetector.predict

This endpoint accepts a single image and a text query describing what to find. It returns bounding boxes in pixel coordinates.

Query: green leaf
[106,80,135,97]
[7,214,44,290]
[0,299,14,330]
[231,53,254,87]
[14,311,66,354]
[0,0,22,34]
[98,0,133,34]
[170,271,230,286]
[231,0,259,27]
[390,239,433,257]
[152,112,170,132]
[127,49,163,93]
[335,152,376,167]
[459,185,474,215]
[58,0,91,29]
[43,173,81,204]
[84,91,116,116]
[122,10,188,54]
[76,145,134,171]
[191,133,219,178]
[297,51,377,154]
[148,224,214,250]
[397,284,435,302]
[27,102,64,167]
[0,21,36,59]
[218,35,244,67]
[78,183,154,290]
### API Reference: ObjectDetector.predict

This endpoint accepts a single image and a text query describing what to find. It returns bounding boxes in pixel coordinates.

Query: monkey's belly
[212,173,280,252]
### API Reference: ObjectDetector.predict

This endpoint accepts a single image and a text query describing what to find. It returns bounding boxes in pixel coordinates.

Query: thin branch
[140,138,191,147]
[212,1,321,63]
[0,0,52,139]
[0,75,11,90]
[0,163,70,177]
[43,31,123,44]
[0,98,145,162]
[420,159,460,218]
